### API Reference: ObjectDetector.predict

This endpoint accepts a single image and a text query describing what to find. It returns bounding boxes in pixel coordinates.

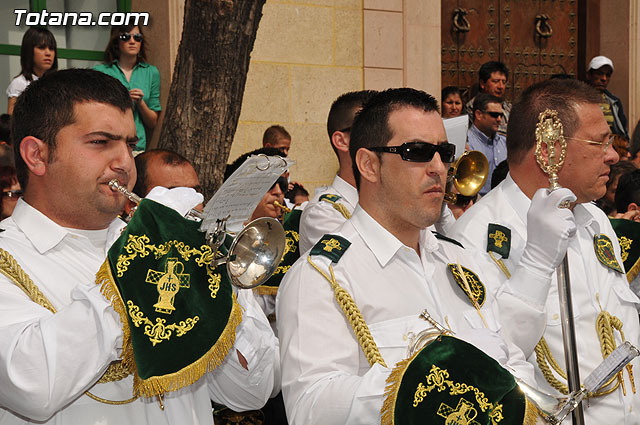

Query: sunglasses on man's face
[2,190,22,199]
[368,142,456,163]
[270,176,288,193]
[119,32,143,42]
[484,111,504,119]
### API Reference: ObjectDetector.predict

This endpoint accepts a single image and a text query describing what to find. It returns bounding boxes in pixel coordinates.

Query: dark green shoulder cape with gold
[96,199,242,398]
[610,218,640,283]
[381,336,539,425]
[254,208,302,295]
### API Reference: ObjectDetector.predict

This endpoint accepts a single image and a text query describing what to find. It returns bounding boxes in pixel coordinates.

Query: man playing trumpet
[0,69,277,425]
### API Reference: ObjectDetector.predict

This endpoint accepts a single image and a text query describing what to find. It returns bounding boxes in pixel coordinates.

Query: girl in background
[6,27,57,114]
[94,25,161,152]
[441,86,464,119]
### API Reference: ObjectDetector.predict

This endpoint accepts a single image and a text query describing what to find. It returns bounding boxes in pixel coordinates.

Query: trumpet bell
[226,217,286,289]
[449,150,489,197]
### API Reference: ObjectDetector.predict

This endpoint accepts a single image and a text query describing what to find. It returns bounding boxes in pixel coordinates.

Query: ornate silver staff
[534,109,585,425]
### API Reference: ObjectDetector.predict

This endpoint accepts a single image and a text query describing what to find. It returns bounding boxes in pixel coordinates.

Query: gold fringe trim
[523,398,541,425]
[133,293,243,398]
[95,260,136,377]
[627,256,640,284]
[489,251,511,279]
[253,284,279,296]
[380,352,417,425]
[320,198,352,220]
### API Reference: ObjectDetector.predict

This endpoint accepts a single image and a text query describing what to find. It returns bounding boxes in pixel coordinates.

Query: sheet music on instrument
[200,155,294,233]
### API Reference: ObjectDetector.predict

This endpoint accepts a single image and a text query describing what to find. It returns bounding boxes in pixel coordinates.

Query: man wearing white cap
[587,55,629,138]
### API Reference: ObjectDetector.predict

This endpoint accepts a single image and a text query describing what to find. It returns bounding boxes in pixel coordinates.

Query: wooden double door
[442,0,580,103]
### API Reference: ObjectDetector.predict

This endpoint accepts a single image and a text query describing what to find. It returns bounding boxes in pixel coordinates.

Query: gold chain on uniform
[535,306,635,397]
[307,255,387,368]
[0,248,138,405]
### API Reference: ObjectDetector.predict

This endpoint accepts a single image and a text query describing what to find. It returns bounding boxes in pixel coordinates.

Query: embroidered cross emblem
[437,398,480,425]
[146,258,191,314]
[322,238,342,253]
[489,230,508,248]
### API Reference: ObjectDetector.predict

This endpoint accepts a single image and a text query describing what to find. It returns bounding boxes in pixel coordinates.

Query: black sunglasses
[368,142,456,163]
[484,111,504,119]
[270,176,288,192]
[119,32,143,42]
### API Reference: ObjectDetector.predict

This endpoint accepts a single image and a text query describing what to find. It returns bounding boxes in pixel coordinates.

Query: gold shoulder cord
[0,248,137,405]
[535,296,636,397]
[320,198,352,220]
[307,255,387,368]
[488,251,511,279]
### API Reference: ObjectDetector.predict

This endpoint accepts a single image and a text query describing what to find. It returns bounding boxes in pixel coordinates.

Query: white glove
[455,327,509,367]
[145,186,204,217]
[520,187,577,277]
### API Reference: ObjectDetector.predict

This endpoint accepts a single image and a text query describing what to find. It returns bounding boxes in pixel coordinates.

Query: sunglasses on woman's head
[119,33,143,42]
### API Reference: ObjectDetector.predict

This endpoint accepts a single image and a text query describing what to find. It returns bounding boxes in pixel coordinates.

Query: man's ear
[331,131,349,153]
[628,202,639,212]
[355,148,380,185]
[123,199,137,216]
[19,136,48,177]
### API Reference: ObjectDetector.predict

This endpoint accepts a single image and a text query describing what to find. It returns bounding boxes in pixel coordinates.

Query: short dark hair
[327,90,377,143]
[11,69,133,189]
[225,147,285,181]
[104,24,147,64]
[349,88,439,188]
[285,182,309,204]
[262,125,291,147]
[472,93,503,115]
[441,86,462,102]
[506,78,601,165]
[478,61,509,83]
[18,27,58,82]
[615,169,640,213]
[133,148,190,196]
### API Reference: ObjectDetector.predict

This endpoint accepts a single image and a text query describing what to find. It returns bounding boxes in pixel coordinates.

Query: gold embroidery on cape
[619,236,633,263]
[448,264,486,307]
[284,230,299,256]
[412,365,500,423]
[208,273,222,298]
[322,238,342,252]
[116,235,222,298]
[437,398,481,425]
[127,300,199,346]
[488,230,508,248]
[146,258,190,314]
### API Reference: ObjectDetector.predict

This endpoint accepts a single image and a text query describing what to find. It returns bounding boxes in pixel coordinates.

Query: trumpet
[444,150,489,204]
[108,179,286,289]
[274,200,291,213]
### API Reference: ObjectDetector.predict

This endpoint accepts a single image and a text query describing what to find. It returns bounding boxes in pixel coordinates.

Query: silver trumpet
[108,179,286,289]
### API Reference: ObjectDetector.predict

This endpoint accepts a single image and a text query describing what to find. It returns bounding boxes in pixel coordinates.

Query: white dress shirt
[298,175,358,253]
[452,175,640,425]
[277,205,535,425]
[0,199,277,425]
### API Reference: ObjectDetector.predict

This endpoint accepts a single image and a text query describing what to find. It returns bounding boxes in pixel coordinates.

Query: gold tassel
[133,294,243,398]
[627,257,640,284]
[523,398,542,425]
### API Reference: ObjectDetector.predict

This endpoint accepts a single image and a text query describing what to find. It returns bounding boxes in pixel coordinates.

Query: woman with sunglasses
[6,27,58,115]
[0,166,21,220]
[94,25,160,152]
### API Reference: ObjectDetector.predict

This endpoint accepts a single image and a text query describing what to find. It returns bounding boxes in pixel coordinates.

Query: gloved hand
[145,186,204,217]
[455,327,509,367]
[520,187,577,277]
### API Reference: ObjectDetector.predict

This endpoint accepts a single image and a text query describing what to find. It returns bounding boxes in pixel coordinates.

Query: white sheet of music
[200,155,293,233]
